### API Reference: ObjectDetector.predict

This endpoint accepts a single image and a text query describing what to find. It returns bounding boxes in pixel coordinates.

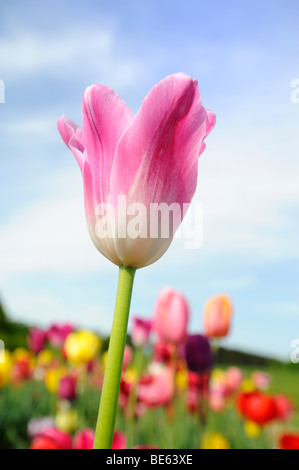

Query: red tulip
[30,436,61,449]
[153,287,189,344]
[279,433,299,449]
[31,428,72,449]
[237,391,277,425]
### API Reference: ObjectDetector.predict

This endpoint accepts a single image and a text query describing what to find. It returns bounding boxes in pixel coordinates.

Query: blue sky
[0,0,298,361]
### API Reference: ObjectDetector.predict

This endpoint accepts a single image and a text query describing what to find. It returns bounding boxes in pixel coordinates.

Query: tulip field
[0,291,298,450]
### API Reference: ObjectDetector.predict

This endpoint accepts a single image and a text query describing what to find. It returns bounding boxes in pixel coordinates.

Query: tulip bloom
[131,316,152,348]
[74,429,95,449]
[237,391,277,425]
[58,73,215,268]
[28,327,47,354]
[138,363,175,407]
[153,287,189,344]
[57,73,215,449]
[203,294,233,338]
[279,433,299,449]
[47,323,75,348]
[185,334,213,373]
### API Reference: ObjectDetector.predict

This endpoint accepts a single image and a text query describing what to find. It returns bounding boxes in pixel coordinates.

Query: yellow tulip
[55,409,77,433]
[45,367,67,394]
[241,378,256,393]
[244,420,261,439]
[175,368,188,390]
[0,350,12,389]
[64,330,101,365]
[201,432,231,449]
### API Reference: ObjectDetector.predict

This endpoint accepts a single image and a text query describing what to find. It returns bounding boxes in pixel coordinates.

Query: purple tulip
[185,334,213,373]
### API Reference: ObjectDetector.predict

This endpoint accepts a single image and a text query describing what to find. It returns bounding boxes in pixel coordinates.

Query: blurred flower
[131,316,152,348]
[47,323,75,348]
[122,344,133,371]
[138,363,175,407]
[28,417,56,439]
[273,394,295,421]
[225,366,243,394]
[132,445,159,449]
[237,391,277,425]
[0,350,12,389]
[241,377,256,393]
[176,368,188,391]
[28,327,47,354]
[64,330,101,365]
[153,341,176,364]
[55,409,77,433]
[112,431,126,449]
[57,73,215,269]
[201,432,231,449]
[185,334,213,373]
[45,367,67,394]
[37,428,73,449]
[58,375,77,401]
[153,288,189,344]
[74,429,95,449]
[244,420,261,439]
[251,371,271,391]
[279,433,299,449]
[36,349,56,368]
[30,436,61,449]
[203,294,233,338]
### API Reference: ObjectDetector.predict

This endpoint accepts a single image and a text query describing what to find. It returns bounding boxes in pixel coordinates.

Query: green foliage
[0,301,29,351]
[0,381,56,449]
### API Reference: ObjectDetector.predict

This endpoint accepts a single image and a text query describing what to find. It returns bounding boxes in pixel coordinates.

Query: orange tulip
[203,294,233,338]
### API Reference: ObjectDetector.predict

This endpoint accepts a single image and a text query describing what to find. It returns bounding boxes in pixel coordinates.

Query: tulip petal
[57,116,85,171]
[111,73,215,209]
[82,85,134,205]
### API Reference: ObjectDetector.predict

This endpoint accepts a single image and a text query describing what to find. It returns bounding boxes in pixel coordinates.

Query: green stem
[93,265,136,449]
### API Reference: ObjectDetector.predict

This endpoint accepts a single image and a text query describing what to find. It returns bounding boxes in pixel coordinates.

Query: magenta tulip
[74,429,95,449]
[27,327,47,354]
[47,323,75,348]
[57,73,215,269]
[131,316,152,348]
[58,375,77,401]
[152,287,189,344]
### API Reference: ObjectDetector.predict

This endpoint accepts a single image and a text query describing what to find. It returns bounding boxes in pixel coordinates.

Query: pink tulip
[112,431,126,449]
[28,327,47,354]
[203,295,233,338]
[251,371,271,391]
[57,73,215,269]
[131,316,152,348]
[47,323,75,348]
[273,395,294,421]
[74,429,95,449]
[225,366,243,394]
[152,287,189,344]
[138,363,175,407]
[122,344,133,370]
